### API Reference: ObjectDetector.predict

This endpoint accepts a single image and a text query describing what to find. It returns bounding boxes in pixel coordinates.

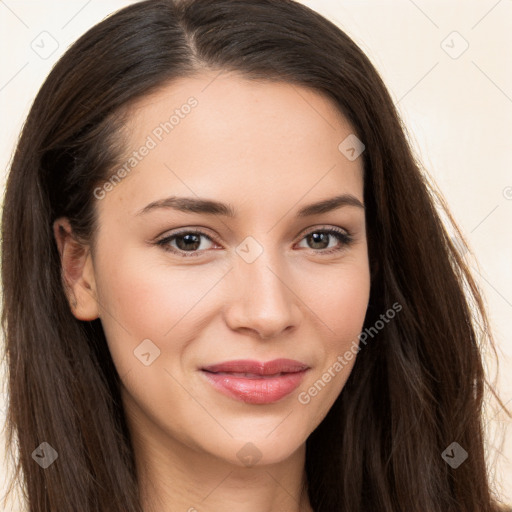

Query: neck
[129,413,313,512]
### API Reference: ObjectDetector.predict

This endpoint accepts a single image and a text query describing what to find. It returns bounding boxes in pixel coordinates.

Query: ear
[53,217,100,321]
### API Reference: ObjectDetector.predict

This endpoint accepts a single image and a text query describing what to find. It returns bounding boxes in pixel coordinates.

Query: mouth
[200,358,310,404]
[204,371,292,378]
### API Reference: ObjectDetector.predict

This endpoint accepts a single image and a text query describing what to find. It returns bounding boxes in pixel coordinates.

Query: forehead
[98,71,364,220]
[126,70,355,147]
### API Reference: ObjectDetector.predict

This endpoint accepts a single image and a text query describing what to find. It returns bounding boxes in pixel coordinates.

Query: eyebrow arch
[136,193,365,218]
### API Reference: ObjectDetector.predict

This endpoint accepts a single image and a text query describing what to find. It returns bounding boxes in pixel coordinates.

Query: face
[56,71,370,468]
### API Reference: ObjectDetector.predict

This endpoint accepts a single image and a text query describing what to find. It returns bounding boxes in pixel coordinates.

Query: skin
[54,71,371,512]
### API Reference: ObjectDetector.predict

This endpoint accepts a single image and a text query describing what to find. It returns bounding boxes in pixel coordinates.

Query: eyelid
[154,227,220,255]
[295,224,351,239]
[155,224,351,242]
[154,224,354,257]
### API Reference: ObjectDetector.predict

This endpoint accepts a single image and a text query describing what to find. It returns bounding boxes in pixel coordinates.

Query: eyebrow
[136,193,365,218]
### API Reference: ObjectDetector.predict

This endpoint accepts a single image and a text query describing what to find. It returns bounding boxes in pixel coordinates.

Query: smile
[200,358,310,404]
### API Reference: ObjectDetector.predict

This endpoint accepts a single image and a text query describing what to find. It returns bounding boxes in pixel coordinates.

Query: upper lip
[201,358,309,375]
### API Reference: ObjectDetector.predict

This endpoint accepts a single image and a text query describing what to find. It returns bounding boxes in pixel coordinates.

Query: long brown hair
[1,1,510,510]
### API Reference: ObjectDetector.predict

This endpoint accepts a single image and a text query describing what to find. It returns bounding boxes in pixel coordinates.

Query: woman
[1,0,510,511]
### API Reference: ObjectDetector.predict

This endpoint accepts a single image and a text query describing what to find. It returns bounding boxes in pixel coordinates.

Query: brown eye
[296,227,353,255]
[156,230,216,257]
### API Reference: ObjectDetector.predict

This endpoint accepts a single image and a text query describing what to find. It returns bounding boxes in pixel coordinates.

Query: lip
[200,358,310,404]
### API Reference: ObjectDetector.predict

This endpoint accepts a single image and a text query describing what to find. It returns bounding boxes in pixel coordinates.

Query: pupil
[174,232,331,252]
[177,234,200,251]
[309,232,328,249]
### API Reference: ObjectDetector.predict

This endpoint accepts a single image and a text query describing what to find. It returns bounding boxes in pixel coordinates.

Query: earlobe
[53,217,100,321]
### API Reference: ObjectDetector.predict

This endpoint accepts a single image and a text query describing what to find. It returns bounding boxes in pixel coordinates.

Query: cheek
[326,276,367,320]
[93,247,226,370]
[299,257,371,347]
[296,262,370,414]
[326,272,370,380]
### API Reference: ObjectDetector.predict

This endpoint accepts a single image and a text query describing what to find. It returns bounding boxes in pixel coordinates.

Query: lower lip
[201,370,308,404]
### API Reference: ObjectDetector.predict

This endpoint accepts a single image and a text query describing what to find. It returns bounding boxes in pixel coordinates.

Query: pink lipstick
[200,358,309,404]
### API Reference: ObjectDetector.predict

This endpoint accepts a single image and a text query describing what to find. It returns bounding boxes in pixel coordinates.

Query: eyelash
[155,226,354,258]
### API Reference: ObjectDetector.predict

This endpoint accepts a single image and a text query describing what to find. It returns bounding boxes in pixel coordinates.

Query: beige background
[1,0,511,509]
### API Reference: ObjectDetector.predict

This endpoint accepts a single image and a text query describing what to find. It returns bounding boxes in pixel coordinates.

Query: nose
[223,247,302,340]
